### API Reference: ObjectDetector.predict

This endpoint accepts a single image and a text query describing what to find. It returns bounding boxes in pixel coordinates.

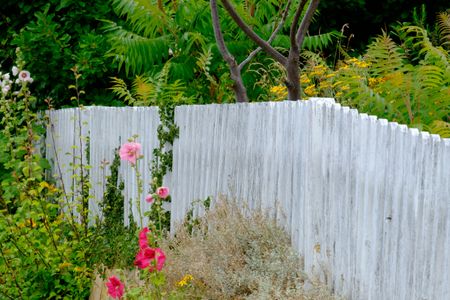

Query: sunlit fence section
[170,99,450,300]
[45,106,160,226]
[46,100,450,299]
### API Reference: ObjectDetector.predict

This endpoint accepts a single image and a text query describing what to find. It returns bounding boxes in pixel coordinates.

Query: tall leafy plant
[0,55,93,299]
[292,10,450,137]
[10,0,121,108]
[105,0,341,103]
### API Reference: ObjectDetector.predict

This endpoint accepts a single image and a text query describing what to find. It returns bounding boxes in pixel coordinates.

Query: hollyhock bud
[145,194,154,204]
[138,227,150,249]
[12,66,19,76]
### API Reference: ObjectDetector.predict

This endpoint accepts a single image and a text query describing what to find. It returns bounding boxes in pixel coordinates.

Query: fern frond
[338,77,388,116]
[423,120,450,138]
[109,77,137,105]
[104,22,170,75]
[300,50,328,66]
[365,32,406,76]
[182,31,207,54]
[402,25,449,68]
[111,0,168,37]
[196,46,217,85]
[302,31,343,52]
[416,64,446,90]
[437,12,450,48]
[132,75,156,104]
[169,59,196,81]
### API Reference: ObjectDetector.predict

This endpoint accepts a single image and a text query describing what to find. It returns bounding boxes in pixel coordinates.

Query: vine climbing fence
[45,99,450,300]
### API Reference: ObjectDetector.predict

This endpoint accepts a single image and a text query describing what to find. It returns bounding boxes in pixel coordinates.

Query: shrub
[160,198,338,300]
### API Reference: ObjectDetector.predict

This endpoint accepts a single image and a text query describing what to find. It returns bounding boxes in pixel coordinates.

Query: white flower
[2,85,10,95]
[18,70,33,83]
[2,73,10,81]
[12,66,19,76]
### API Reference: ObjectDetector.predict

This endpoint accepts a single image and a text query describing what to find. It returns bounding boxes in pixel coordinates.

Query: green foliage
[437,11,450,49]
[4,0,122,108]
[312,0,449,55]
[297,10,450,137]
[110,63,194,107]
[100,149,126,228]
[91,149,139,270]
[0,60,93,299]
[111,65,190,233]
[105,0,341,103]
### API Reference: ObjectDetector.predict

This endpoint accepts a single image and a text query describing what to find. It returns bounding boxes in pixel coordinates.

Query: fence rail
[46,99,450,299]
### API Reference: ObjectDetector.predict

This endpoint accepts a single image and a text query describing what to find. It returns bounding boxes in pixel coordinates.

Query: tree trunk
[285,51,300,100]
[230,63,249,103]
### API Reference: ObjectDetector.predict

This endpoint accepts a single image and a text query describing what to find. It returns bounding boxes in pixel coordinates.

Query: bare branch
[289,0,308,50]
[211,0,248,102]
[239,0,292,70]
[220,0,287,65]
[211,0,235,66]
[296,0,320,49]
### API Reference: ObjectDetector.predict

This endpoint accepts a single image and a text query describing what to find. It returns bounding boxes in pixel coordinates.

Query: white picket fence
[45,99,450,300]
[45,106,160,225]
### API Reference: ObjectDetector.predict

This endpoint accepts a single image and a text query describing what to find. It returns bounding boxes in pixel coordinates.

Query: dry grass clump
[160,199,338,299]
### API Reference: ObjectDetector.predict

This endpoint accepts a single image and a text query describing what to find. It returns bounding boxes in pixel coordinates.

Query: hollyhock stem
[133,161,144,227]
[157,201,162,239]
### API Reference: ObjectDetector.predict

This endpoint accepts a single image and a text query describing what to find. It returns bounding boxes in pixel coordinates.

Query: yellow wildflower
[270,85,288,100]
[368,77,378,87]
[340,85,350,91]
[304,84,317,96]
[332,81,343,87]
[310,65,327,77]
[59,262,72,269]
[319,81,332,89]
[177,274,194,287]
[355,60,370,68]
[335,92,343,97]
[325,73,336,78]
[300,74,311,84]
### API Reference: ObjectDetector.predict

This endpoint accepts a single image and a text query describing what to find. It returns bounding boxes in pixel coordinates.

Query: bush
[160,199,337,300]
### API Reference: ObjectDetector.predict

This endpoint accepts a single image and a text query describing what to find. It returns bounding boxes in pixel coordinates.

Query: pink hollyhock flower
[106,276,124,299]
[145,194,154,204]
[138,227,150,249]
[18,70,33,83]
[156,186,169,199]
[149,248,166,272]
[119,142,141,164]
[134,247,156,269]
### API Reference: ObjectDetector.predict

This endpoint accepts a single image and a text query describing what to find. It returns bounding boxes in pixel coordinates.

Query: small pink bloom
[18,70,33,83]
[138,227,150,249]
[106,276,124,299]
[145,194,154,204]
[156,186,169,199]
[119,142,141,164]
[134,247,156,269]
